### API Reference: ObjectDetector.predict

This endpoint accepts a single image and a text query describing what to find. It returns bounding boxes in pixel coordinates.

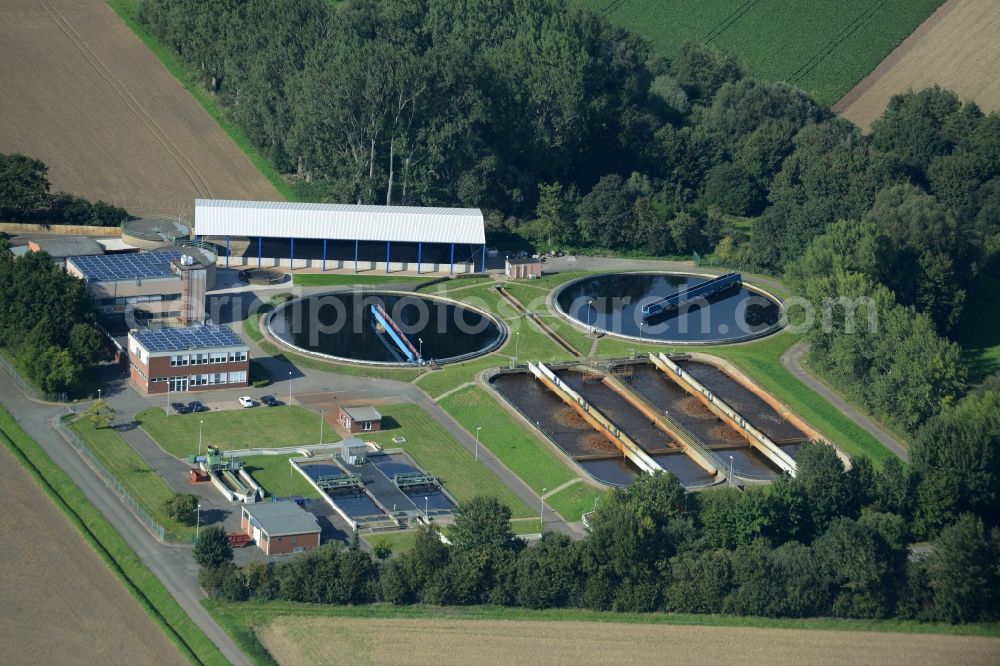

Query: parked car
[188,400,206,413]
[260,394,278,407]
[238,396,255,408]
[170,402,189,414]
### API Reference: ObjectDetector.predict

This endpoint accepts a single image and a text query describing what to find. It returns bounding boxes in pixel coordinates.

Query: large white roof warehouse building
[194,199,487,274]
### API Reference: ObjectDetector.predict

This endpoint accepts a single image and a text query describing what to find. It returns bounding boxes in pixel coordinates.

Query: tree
[813,517,904,618]
[163,493,199,525]
[794,442,858,539]
[194,525,233,569]
[577,175,634,248]
[0,153,50,217]
[448,496,522,555]
[515,533,579,609]
[924,514,998,623]
[84,398,115,430]
[701,162,762,215]
[668,42,744,105]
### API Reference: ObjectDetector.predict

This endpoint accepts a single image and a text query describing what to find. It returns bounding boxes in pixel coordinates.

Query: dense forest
[0,240,105,395]
[0,153,132,227]
[198,435,999,622]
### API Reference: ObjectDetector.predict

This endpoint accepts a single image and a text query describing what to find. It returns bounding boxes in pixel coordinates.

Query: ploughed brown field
[836,0,1000,131]
[0,0,281,215]
[0,443,186,665]
[258,615,1000,666]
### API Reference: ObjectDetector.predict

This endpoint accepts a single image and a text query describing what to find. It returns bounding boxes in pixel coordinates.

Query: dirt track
[0,442,186,665]
[0,0,281,216]
[836,0,1000,131]
[258,615,1000,666]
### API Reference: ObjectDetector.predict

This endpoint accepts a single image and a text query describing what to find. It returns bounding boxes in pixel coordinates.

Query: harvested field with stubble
[0,0,280,215]
[257,615,1000,666]
[0,443,186,666]
[837,0,1000,130]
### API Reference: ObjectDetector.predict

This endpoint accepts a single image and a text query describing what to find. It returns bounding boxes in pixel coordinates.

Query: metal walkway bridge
[641,272,742,318]
[370,303,421,363]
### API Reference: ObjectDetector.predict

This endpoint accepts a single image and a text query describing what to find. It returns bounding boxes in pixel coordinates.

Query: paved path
[0,370,253,666]
[780,341,909,461]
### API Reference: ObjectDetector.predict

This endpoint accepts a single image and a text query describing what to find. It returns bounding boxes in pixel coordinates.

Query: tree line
[0,153,132,227]
[197,429,999,623]
[0,242,105,395]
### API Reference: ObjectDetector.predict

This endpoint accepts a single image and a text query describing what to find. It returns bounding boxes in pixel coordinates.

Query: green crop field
[572,0,944,106]
[362,403,534,519]
[68,418,193,541]
[137,405,333,458]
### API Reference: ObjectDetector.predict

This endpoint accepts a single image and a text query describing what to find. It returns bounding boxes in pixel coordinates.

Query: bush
[194,525,233,569]
[162,493,199,525]
[249,359,270,388]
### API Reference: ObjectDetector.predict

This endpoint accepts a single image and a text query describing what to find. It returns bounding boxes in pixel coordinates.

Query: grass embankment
[106,0,295,201]
[137,405,333,457]
[68,417,194,541]
[363,530,420,556]
[239,454,321,499]
[256,339,422,382]
[957,272,1000,385]
[438,386,605,522]
[363,403,533,519]
[0,407,228,666]
[291,273,434,287]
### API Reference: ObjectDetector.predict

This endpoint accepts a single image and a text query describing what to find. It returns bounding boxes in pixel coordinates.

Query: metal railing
[56,419,167,541]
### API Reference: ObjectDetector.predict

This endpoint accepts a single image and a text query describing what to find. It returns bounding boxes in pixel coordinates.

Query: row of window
[150,371,247,390]
[96,293,181,307]
[169,351,247,367]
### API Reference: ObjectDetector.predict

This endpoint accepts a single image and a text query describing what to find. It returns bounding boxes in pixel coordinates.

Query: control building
[128,325,249,393]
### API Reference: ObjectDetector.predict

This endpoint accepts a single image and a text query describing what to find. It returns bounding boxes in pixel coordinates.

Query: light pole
[588,300,594,326]
[320,409,324,445]
[515,331,520,362]
[166,384,170,414]
[196,502,202,539]
[198,419,204,456]
[639,321,644,341]
[97,388,102,401]
[424,496,428,518]
[418,337,423,360]
[729,455,734,487]
[288,370,293,405]
[540,488,547,526]
[475,426,481,462]
[593,497,600,512]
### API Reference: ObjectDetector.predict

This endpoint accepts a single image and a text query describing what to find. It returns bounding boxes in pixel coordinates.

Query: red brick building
[128,325,249,394]
[338,405,382,433]
[241,501,321,555]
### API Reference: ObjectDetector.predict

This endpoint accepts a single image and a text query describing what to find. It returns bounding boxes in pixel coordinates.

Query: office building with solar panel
[66,247,214,326]
[194,199,487,274]
[128,324,250,393]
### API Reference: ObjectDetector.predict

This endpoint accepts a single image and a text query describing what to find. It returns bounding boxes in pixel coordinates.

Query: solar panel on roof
[132,325,245,352]
[69,250,183,282]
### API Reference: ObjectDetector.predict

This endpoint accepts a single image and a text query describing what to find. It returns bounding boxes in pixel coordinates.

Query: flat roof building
[505,257,542,280]
[67,249,210,325]
[128,324,249,394]
[338,405,382,433]
[241,501,321,555]
[195,199,487,275]
[28,237,105,266]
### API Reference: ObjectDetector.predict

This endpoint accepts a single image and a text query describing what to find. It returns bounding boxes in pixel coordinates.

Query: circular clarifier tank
[267,291,506,365]
[553,272,782,344]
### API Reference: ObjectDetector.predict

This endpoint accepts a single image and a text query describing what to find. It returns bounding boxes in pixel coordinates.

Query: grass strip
[0,406,229,666]
[291,273,434,287]
[68,417,193,540]
[206,599,1000,641]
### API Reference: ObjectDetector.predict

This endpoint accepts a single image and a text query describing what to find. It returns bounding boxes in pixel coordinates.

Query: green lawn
[956,272,1000,385]
[362,530,420,556]
[239,454,321,499]
[137,405,334,458]
[243,304,274,343]
[257,340,422,382]
[0,408,229,665]
[363,403,534,519]
[68,418,193,541]
[292,273,434,287]
[437,386,607,524]
[546,483,607,524]
[571,0,944,107]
